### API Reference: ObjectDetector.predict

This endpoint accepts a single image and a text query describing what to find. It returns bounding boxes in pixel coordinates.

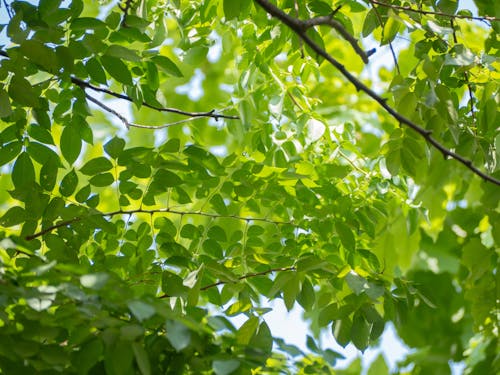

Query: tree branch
[302,16,369,63]
[86,94,200,129]
[25,208,294,241]
[254,0,500,186]
[71,77,239,121]
[370,0,500,23]
[159,266,296,299]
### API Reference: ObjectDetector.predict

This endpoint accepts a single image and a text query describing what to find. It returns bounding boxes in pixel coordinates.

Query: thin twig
[367,0,400,74]
[72,77,239,121]
[450,19,476,127]
[2,0,12,19]
[370,0,499,23]
[25,208,294,240]
[86,94,199,129]
[254,0,500,186]
[159,266,296,298]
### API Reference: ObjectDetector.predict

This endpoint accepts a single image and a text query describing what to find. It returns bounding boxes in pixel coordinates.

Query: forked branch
[253,0,500,186]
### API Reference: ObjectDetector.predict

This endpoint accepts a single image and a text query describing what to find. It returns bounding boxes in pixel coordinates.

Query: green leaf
[236,316,259,345]
[153,169,183,187]
[28,124,54,145]
[70,17,107,30]
[80,157,113,175]
[0,206,26,227]
[105,45,140,62]
[362,9,378,37]
[75,184,91,203]
[210,194,228,215]
[128,300,155,322]
[100,55,133,85]
[89,172,114,187]
[8,75,39,107]
[40,155,59,191]
[12,152,35,188]
[60,125,82,165]
[20,40,57,72]
[381,14,401,45]
[351,313,370,351]
[104,136,126,158]
[59,169,78,197]
[213,359,240,375]
[297,278,315,310]
[0,87,13,117]
[85,57,107,84]
[166,320,191,352]
[223,0,251,20]
[335,221,355,251]
[332,317,352,347]
[74,339,103,374]
[0,141,22,166]
[132,342,151,375]
[151,56,183,77]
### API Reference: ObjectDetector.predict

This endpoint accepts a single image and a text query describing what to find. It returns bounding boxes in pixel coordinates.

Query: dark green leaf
[104,136,126,158]
[12,152,35,188]
[89,173,114,187]
[100,55,133,85]
[40,155,59,191]
[8,75,39,107]
[60,125,82,165]
[80,157,113,175]
[336,221,355,251]
[151,56,183,77]
[0,141,22,166]
[0,206,26,226]
[59,169,78,197]
[0,87,13,117]
[85,57,107,84]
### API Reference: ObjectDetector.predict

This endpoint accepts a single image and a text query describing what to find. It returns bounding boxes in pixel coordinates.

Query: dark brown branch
[303,15,369,63]
[71,77,239,121]
[254,0,500,186]
[25,208,294,240]
[86,94,200,129]
[159,267,296,299]
[367,0,400,74]
[370,0,499,23]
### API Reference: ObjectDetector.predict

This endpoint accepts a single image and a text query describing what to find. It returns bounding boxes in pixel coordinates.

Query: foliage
[0,0,499,374]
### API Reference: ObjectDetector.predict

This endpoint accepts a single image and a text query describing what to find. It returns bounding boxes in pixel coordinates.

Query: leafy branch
[71,77,239,121]
[254,0,500,186]
[302,14,370,63]
[159,266,296,299]
[370,0,500,23]
[25,208,294,241]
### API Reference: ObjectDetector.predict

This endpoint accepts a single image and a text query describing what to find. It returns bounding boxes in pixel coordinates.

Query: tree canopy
[0,0,499,374]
